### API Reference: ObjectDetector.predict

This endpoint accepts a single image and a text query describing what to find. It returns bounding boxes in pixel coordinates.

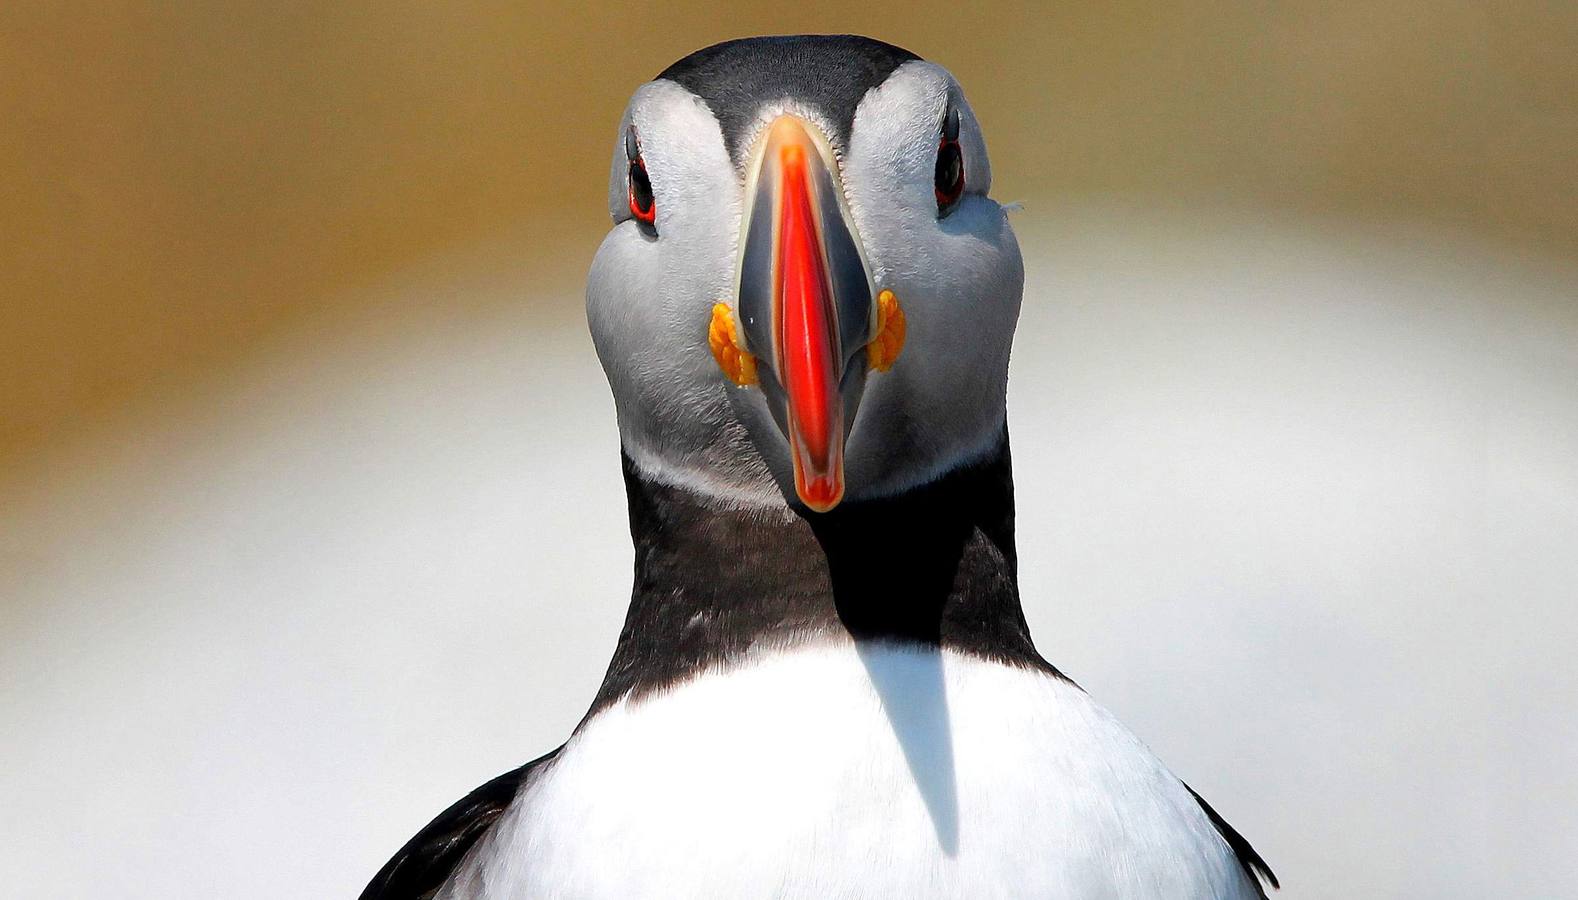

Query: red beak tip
[797,476,844,513]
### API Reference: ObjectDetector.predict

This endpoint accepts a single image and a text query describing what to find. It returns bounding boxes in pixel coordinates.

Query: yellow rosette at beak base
[866,289,906,373]
[708,302,758,386]
[709,290,905,386]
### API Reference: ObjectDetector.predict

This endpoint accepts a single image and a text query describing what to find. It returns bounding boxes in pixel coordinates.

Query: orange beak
[734,117,877,513]
[776,136,843,510]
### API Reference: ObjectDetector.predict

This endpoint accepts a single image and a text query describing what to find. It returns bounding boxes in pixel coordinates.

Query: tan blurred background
[3,3,1576,898]
[5,2,1576,466]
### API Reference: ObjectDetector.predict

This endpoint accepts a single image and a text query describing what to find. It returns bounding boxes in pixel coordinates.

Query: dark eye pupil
[934,141,964,209]
[628,158,655,224]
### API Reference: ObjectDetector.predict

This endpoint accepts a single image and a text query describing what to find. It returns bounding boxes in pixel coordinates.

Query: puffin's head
[588,35,1022,513]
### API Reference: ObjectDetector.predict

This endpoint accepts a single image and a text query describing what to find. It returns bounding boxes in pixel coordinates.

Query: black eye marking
[934,106,965,216]
[626,127,657,234]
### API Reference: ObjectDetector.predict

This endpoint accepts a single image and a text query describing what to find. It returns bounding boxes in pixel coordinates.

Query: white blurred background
[4,4,1576,898]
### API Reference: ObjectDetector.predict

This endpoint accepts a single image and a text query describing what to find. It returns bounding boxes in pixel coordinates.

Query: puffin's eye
[628,158,656,227]
[626,128,657,233]
[934,106,965,216]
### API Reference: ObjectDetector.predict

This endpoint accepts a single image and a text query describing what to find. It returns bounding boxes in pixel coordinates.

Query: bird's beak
[733,116,877,513]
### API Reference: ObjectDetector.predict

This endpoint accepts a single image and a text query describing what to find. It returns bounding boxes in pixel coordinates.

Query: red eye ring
[934,136,965,211]
[628,156,656,227]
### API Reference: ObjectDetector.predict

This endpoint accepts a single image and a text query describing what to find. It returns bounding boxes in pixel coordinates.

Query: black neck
[587,430,1057,715]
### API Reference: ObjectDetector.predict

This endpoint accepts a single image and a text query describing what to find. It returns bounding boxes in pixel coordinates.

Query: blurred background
[3,3,1575,897]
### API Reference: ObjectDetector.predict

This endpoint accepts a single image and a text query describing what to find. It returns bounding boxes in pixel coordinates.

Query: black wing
[361,749,560,900]
[1184,782,1279,898]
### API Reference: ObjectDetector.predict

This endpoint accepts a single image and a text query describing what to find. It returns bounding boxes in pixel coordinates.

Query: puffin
[362,35,1277,900]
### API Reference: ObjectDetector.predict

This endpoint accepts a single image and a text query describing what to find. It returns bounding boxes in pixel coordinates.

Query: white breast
[441,643,1258,899]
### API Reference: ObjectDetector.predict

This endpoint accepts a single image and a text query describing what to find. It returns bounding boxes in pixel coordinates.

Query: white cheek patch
[844,65,952,268]
[834,63,1025,500]
[629,81,740,242]
[588,82,782,508]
